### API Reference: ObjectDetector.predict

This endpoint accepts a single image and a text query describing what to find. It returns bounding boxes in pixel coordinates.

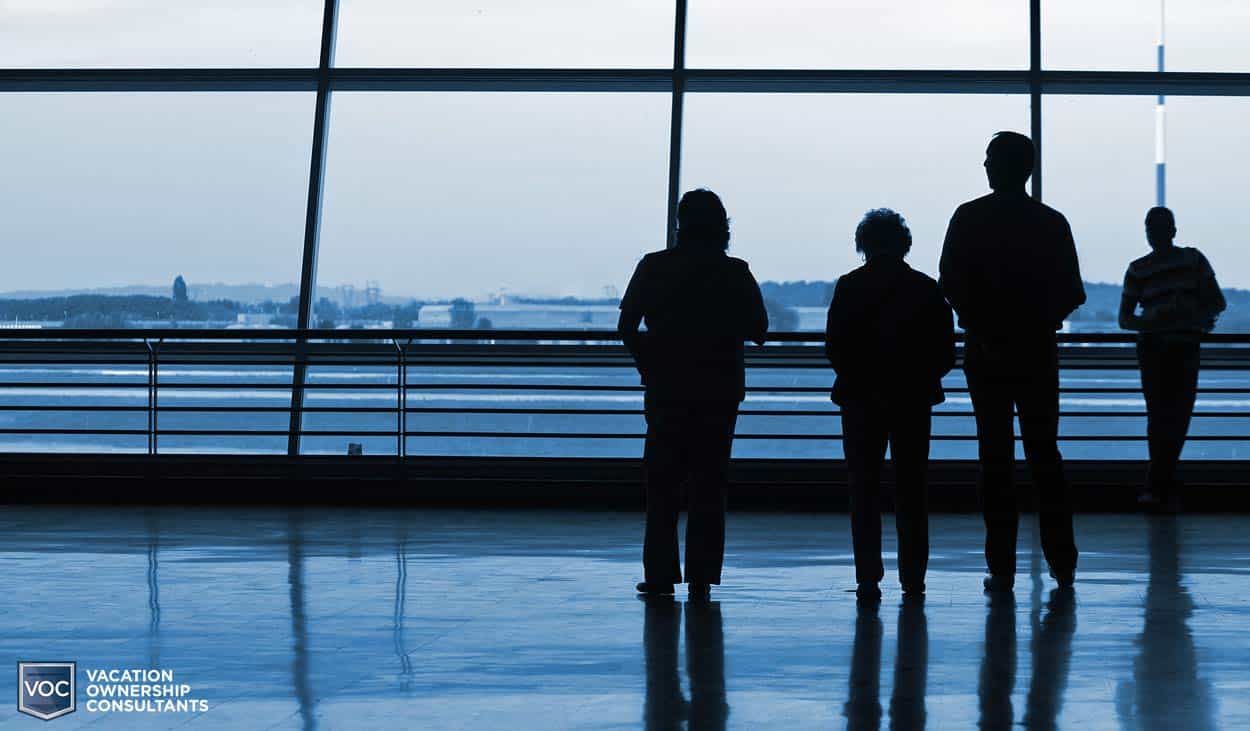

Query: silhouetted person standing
[620,189,768,599]
[939,131,1085,593]
[826,209,954,601]
[1119,207,1225,512]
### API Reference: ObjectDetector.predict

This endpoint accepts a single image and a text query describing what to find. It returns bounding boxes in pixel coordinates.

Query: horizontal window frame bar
[4,69,1250,95]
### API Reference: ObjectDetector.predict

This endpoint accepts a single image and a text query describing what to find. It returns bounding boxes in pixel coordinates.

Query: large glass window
[0,93,313,328]
[0,1,324,68]
[686,1,1028,69]
[3,1,1249,461]
[334,0,675,68]
[681,92,1030,329]
[315,92,670,327]
[1044,94,1249,331]
[1044,0,1250,72]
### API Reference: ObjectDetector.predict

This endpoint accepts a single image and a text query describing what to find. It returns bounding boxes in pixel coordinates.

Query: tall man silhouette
[939,132,1085,592]
[619,189,768,599]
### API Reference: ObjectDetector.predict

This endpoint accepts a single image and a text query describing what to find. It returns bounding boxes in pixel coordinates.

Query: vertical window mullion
[666,0,689,248]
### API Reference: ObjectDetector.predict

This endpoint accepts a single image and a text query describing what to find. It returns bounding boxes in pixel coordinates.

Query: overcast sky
[2,1,1250,298]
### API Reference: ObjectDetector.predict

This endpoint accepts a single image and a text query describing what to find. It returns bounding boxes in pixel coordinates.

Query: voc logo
[17,662,76,721]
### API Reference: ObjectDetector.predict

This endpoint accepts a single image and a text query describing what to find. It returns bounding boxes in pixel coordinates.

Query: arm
[1052,217,1087,327]
[617,260,647,377]
[742,263,769,346]
[1118,295,1148,332]
[824,279,847,373]
[1118,268,1147,331]
[617,308,644,362]
[1195,251,1227,329]
[933,288,956,380]
[938,208,973,331]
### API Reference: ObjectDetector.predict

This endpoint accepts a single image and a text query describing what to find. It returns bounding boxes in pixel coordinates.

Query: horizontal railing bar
[2,381,1248,395]
[4,427,1246,441]
[381,431,1248,441]
[2,405,1247,419]
[3,327,1250,343]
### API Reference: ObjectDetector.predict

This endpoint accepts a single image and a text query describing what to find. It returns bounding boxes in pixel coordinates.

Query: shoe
[636,582,675,596]
[856,582,882,603]
[688,582,711,600]
[1049,567,1075,589]
[901,582,925,599]
[983,574,1014,593]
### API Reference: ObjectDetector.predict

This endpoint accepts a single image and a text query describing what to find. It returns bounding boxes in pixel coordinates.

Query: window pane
[334,0,674,68]
[1044,0,1250,71]
[1043,95,1249,331]
[0,93,313,328]
[315,92,670,328]
[0,1,324,68]
[681,93,1029,306]
[687,1,1027,69]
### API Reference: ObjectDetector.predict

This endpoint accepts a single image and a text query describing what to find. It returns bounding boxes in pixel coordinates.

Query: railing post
[393,338,409,459]
[145,338,162,455]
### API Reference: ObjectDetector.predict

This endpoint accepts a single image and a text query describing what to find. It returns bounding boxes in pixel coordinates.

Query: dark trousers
[1137,336,1200,499]
[965,338,1077,578]
[642,400,738,585]
[840,401,931,589]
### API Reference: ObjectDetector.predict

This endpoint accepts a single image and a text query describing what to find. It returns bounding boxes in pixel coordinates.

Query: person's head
[984,131,1035,191]
[855,208,912,261]
[676,188,730,251]
[1145,206,1177,249]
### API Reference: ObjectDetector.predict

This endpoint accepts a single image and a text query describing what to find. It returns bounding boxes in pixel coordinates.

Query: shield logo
[17,662,76,721]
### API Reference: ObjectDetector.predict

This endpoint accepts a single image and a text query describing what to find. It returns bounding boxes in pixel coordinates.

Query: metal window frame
[5,0,1250,453]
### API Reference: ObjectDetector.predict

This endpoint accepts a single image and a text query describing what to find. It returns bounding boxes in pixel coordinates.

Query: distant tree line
[6,274,1250,332]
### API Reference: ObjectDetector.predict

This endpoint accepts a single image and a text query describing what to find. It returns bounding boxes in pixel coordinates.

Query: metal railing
[0,328,1248,459]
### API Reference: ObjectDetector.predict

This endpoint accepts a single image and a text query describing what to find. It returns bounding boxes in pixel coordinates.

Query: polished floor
[0,508,1248,729]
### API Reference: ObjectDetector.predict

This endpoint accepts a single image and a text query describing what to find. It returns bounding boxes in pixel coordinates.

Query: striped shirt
[1122,245,1225,335]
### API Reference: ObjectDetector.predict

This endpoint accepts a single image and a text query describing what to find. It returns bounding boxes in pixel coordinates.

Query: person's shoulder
[954,193,996,215]
[836,262,871,286]
[634,248,675,271]
[1179,245,1210,263]
[905,266,940,288]
[904,267,946,300]
[1028,197,1070,223]
[1127,250,1155,274]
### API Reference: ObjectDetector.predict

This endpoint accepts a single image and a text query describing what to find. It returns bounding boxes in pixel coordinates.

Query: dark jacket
[619,247,768,403]
[939,191,1085,345]
[825,257,955,407]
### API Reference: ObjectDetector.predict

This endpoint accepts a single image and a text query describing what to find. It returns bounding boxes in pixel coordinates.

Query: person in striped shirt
[1119,206,1226,511]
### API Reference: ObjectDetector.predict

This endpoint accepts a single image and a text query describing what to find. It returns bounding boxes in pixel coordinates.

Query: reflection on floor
[0,509,1247,729]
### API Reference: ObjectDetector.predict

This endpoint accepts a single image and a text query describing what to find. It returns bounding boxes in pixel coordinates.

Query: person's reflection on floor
[641,596,729,730]
[889,597,928,730]
[642,596,686,729]
[1115,517,1217,730]
[1023,588,1076,730]
[978,592,1017,730]
[686,599,729,730]
[287,510,317,731]
[844,602,883,728]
